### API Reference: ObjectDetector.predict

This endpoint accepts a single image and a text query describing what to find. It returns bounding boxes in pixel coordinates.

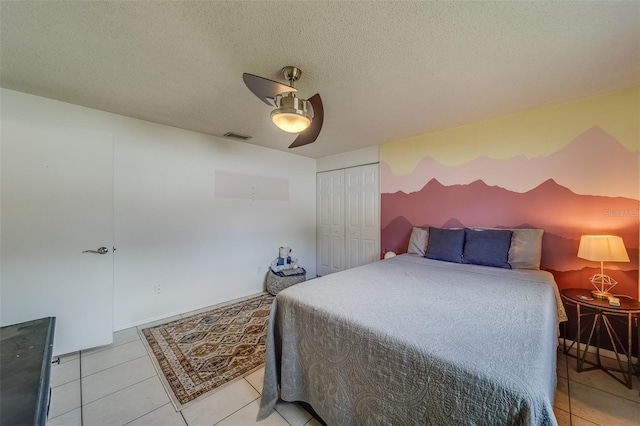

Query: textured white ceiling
[1,1,638,158]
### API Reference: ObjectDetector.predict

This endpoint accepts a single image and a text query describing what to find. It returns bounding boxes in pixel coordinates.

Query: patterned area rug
[141,293,274,409]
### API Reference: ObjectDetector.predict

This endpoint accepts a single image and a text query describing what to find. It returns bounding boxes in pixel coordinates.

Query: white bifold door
[317,164,379,276]
[317,169,345,276]
[345,165,379,269]
[1,119,114,356]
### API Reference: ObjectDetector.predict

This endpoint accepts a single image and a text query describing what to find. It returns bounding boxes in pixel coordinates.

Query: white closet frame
[316,163,380,276]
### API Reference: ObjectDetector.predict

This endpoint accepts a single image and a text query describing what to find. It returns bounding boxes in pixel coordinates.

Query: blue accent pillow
[463,229,513,269]
[425,227,465,263]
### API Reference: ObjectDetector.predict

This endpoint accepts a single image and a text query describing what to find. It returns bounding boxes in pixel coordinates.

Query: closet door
[345,164,380,268]
[317,170,345,276]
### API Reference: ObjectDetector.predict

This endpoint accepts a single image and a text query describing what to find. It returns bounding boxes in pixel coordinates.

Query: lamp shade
[577,235,630,262]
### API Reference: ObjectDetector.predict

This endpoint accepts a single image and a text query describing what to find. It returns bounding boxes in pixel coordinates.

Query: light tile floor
[49,322,640,425]
[48,314,313,426]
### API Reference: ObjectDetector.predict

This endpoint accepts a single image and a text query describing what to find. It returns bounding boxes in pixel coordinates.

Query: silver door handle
[82,247,108,254]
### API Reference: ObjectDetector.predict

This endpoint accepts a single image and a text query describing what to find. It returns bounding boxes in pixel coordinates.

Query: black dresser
[1,317,56,426]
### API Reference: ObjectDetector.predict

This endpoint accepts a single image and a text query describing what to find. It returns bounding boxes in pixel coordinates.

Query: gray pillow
[509,228,544,270]
[407,227,429,256]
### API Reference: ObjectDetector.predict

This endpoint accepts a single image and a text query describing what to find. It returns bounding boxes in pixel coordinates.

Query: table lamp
[577,235,630,299]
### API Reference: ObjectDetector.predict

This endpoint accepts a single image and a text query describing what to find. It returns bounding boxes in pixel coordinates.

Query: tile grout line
[49,341,145,422]
[121,402,172,426]
[244,376,311,426]
[566,375,640,405]
[563,359,640,425]
[59,355,80,364]
[274,405,295,426]
[79,351,84,426]
[211,396,261,426]
[179,410,188,426]
[241,376,296,426]
[244,377,262,395]
[562,350,640,405]
[50,361,81,389]
[80,353,149,380]
[46,384,82,422]
[81,337,142,358]
[81,375,159,408]
[572,413,604,426]
[564,348,572,426]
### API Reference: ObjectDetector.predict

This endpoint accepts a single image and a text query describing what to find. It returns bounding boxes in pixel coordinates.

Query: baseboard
[560,337,639,364]
[114,291,267,331]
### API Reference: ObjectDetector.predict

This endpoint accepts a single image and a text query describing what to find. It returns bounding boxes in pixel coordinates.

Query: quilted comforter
[258,254,566,425]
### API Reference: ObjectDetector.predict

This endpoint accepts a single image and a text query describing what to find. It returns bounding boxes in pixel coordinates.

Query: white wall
[316,146,379,172]
[1,89,316,330]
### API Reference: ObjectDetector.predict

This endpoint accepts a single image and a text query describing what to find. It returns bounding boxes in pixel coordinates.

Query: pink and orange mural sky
[380,88,639,297]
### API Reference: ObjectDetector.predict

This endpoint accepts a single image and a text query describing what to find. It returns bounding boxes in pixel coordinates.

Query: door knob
[82,247,108,254]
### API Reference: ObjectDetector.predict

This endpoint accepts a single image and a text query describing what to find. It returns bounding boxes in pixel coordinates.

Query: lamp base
[589,273,618,299]
[591,290,613,299]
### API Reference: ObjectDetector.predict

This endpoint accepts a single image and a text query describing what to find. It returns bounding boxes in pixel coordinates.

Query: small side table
[561,288,640,389]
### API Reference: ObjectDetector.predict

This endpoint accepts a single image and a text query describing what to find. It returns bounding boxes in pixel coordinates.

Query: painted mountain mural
[381,179,638,296]
[381,124,639,297]
[382,178,638,246]
[382,127,638,199]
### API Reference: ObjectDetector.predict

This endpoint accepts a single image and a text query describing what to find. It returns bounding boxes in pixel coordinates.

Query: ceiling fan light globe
[271,111,311,133]
[270,94,313,133]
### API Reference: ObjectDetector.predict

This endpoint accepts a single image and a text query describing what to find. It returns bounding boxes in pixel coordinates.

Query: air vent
[223,132,252,140]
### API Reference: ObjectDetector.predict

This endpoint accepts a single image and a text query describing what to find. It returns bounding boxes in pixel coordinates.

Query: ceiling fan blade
[243,73,296,106]
[289,94,324,148]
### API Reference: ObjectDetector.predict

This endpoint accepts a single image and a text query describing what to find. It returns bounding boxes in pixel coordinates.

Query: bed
[258,240,566,425]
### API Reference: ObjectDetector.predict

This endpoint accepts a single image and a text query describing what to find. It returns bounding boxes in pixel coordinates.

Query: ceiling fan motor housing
[282,66,302,84]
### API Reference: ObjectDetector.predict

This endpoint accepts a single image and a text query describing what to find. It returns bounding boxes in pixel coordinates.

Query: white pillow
[407,227,429,256]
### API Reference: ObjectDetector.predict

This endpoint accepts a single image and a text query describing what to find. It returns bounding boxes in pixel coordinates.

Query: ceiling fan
[243,66,324,148]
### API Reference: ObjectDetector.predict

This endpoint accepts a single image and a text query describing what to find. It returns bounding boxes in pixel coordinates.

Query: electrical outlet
[154,284,162,295]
